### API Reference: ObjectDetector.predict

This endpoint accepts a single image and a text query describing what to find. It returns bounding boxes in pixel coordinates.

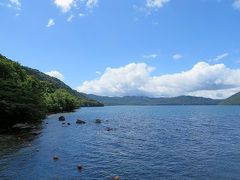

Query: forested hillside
[23,66,103,107]
[0,54,102,129]
[219,92,240,105]
[83,94,222,106]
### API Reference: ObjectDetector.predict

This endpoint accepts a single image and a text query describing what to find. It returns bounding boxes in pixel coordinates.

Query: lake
[0,106,240,180]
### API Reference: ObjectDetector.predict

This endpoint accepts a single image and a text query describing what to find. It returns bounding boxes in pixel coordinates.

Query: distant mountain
[219,92,240,105]
[22,66,103,107]
[82,94,222,106]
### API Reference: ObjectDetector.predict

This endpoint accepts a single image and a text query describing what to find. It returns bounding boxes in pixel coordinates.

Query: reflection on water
[0,106,240,180]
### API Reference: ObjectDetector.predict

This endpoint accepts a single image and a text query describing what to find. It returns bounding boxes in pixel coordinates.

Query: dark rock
[59,116,65,121]
[46,123,48,124]
[67,123,71,125]
[62,122,65,125]
[106,127,113,131]
[95,119,101,124]
[76,120,86,124]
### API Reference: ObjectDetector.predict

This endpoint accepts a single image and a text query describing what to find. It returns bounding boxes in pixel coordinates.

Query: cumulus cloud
[77,62,240,99]
[173,54,183,60]
[95,71,101,75]
[233,0,240,9]
[143,54,158,59]
[146,0,170,8]
[46,18,55,27]
[45,71,64,81]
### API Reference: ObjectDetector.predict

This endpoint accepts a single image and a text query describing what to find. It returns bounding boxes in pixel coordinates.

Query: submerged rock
[76,120,86,124]
[12,123,31,130]
[106,127,113,132]
[114,176,120,180]
[58,116,65,121]
[30,130,41,135]
[95,119,101,124]
[67,123,71,125]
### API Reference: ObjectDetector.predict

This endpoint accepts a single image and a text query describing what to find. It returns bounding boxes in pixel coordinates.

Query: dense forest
[83,94,223,106]
[0,54,103,130]
[23,66,103,107]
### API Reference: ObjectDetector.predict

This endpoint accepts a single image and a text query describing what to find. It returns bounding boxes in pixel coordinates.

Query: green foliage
[0,56,46,128]
[23,66,104,107]
[44,89,80,113]
[219,92,240,105]
[0,54,102,129]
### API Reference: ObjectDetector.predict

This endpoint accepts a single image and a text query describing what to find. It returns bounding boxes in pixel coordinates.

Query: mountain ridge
[220,92,240,105]
[82,93,223,106]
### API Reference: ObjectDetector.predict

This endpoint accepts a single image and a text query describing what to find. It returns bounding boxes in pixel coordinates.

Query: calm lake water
[0,106,240,180]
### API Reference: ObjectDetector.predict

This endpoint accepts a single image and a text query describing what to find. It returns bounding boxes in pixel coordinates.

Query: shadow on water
[0,121,43,158]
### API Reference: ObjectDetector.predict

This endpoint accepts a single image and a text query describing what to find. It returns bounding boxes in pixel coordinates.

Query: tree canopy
[0,54,103,129]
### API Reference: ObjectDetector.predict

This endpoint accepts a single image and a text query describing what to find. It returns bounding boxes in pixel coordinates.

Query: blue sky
[1,0,240,99]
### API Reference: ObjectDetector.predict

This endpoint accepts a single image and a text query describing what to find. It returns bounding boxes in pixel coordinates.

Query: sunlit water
[1,106,240,180]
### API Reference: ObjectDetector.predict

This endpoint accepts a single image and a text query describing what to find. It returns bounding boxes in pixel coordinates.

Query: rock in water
[95,119,101,124]
[114,176,120,180]
[77,164,83,170]
[76,120,86,124]
[106,127,113,131]
[53,156,59,160]
[58,116,65,121]
[30,130,41,135]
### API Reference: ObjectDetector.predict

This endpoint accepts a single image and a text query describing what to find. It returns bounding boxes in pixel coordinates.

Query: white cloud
[46,18,55,27]
[54,0,76,12]
[95,71,101,75]
[210,53,229,62]
[45,71,64,81]
[77,62,240,99]
[143,54,158,59]
[54,0,98,15]
[67,14,74,22]
[173,54,183,60]
[146,0,170,8]
[233,0,240,9]
[86,0,98,8]
[9,0,21,7]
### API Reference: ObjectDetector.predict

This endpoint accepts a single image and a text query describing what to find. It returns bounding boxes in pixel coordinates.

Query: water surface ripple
[0,106,240,180]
